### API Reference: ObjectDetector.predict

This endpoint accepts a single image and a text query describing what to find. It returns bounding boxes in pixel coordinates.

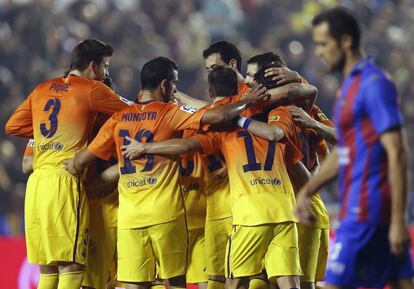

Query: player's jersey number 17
[237,130,276,172]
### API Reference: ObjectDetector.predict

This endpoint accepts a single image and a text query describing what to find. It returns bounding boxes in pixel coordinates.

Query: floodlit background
[1,0,414,255]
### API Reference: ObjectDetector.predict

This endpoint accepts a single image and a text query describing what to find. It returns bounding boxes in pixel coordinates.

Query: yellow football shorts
[205,217,233,276]
[117,214,188,283]
[25,168,88,265]
[225,222,301,281]
[297,224,329,282]
[82,202,117,289]
[187,228,208,283]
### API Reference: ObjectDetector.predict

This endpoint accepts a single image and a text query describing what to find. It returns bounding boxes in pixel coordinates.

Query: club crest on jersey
[180,105,197,114]
[269,115,280,121]
[317,112,328,121]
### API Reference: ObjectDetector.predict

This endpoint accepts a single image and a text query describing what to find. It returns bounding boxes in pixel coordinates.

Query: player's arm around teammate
[288,106,337,144]
[67,84,267,176]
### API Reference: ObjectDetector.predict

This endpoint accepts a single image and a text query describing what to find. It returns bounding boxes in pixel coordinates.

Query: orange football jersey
[5,75,130,170]
[88,100,205,229]
[193,124,302,226]
[268,106,330,228]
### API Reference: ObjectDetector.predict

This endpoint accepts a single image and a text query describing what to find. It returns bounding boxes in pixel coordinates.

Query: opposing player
[5,38,131,289]
[296,7,414,289]
[121,66,310,289]
[66,57,266,289]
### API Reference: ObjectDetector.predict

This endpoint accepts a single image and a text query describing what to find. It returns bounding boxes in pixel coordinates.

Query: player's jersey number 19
[119,129,154,174]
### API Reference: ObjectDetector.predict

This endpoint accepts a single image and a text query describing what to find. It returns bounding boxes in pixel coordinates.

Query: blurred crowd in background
[1,0,414,235]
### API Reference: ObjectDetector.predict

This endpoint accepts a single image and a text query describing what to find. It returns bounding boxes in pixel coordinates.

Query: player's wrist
[391,214,407,225]
[235,115,252,129]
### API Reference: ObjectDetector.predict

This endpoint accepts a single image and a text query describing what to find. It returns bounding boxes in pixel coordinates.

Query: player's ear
[229,59,238,70]
[160,79,169,94]
[89,61,99,76]
[340,34,352,50]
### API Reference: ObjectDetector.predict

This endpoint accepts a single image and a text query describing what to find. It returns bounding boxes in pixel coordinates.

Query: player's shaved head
[140,57,179,90]
[70,39,113,71]
[208,65,238,97]
[203,41,242,72]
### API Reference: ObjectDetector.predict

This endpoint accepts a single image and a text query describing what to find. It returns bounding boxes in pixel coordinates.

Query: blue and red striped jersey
[333,58,404,224]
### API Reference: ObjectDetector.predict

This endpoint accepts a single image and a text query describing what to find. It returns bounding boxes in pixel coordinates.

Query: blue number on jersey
[119,129,155,175]
[237,130,276,172]
[40,98,61,138]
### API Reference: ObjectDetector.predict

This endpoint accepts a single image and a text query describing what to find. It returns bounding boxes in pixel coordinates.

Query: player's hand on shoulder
[244,84,269,103]
[389,220,411,256]
[295,188,316,225]
[63,158,82,177]
[289,106,317,129]
[121,136,147,160]
[264,66,301,85]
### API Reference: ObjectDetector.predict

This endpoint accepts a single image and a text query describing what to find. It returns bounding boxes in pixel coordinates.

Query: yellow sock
[207,280,225,289]
[38,273,59,289]
[57,271,84,289]
[249,278,270,289]
[152,285,166,289]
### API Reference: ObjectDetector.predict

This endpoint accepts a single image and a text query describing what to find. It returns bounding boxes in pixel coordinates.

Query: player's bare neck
[214,96,225,103]
[236,72,245,85]
[68,69,89,79]
[343,50,363,77]
[139,90,158,103]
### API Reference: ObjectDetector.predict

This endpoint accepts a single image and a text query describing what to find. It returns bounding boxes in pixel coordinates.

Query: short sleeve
[88,115,118,160]
[268,107,295,139]
[316,138,329,162]
[363,76,403,134]
[309,105,335,128]
[89,81,132,115]
[192,131,222,156]
[165,104,206,131]
[284,138,304,168]
[24,139,35,155]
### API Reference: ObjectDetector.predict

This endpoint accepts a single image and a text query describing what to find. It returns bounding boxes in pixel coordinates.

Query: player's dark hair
[208,66,238,97]
[247,52,286,71]
[254,62,282,90]
[69,39,113,71]
[203,41,242,71]
[312,7,361,51]
[140,57,179,90]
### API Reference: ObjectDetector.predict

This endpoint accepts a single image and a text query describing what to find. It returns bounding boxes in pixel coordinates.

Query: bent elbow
[266,128,283,142]
[212,111,228,125]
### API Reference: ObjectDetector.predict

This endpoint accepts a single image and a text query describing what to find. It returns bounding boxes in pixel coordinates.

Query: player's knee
[300,281,316,289]
[39,264,59,274]
[57,261,85,274]
[272,275,300,289]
